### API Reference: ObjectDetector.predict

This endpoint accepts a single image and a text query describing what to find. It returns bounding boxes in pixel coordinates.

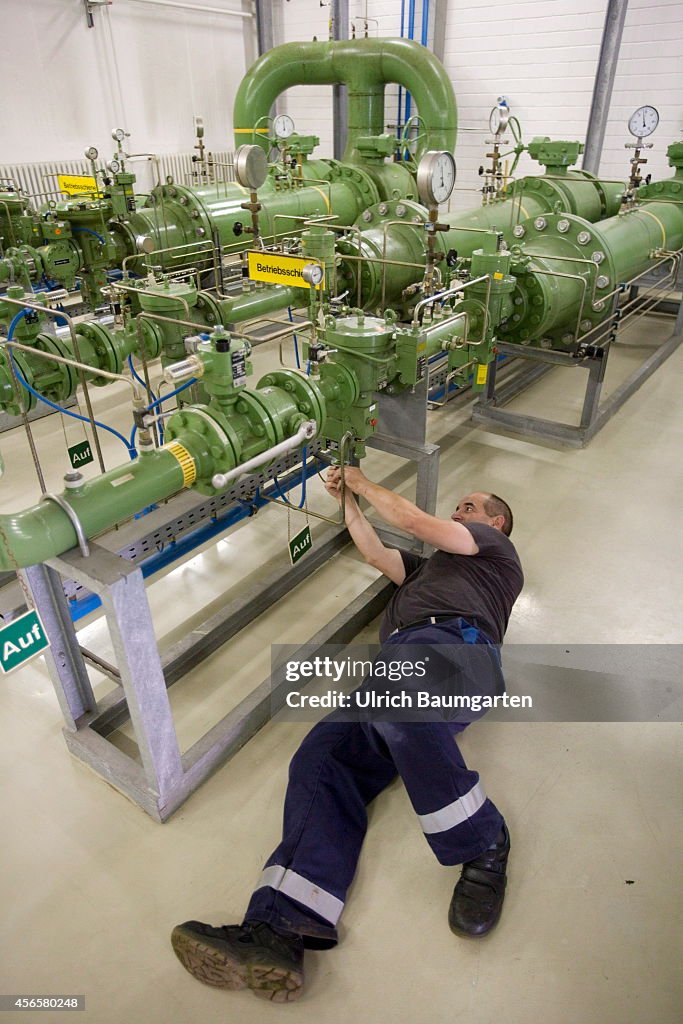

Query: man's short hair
[484,493,513,536]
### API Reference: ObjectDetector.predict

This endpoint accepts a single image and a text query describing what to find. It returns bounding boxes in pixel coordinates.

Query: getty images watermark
[283,654,531,715]
[270,644,683,723]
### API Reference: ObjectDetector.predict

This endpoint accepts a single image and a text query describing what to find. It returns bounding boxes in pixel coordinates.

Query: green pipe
[128,162,378,264]
[217,285,306,323]
[233,38,457,163]
[0,446,194,570]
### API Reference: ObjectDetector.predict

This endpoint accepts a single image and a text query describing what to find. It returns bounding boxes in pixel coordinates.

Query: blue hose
[288,307,301,369]
[7,311,137,460]
[128,376,197,450]
[72,226,106,245]
[128,355,163,444]
[272,446,307,508]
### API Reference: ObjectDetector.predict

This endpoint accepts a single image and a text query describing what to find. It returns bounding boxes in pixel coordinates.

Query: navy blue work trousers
[244,619,505,948]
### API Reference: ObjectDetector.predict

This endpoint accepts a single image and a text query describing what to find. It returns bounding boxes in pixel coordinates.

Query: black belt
[390,615,467,637]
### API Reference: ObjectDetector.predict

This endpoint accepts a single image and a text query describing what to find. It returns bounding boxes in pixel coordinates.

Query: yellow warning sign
[247,251,324,290]
[57,174,99,197]
[476,364,489,385]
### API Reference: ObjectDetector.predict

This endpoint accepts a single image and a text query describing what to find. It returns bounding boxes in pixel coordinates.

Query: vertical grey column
[431,0,449,63]
[583,0,629,175]
[255,0,275,55]
[333,0,349,160]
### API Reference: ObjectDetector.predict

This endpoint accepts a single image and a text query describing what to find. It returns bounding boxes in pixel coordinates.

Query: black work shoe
[171,920,304,1002]
[448,824,510,938]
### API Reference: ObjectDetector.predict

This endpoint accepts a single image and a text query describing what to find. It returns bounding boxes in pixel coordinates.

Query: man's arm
[325,469,406,585]
[340,466,480,556]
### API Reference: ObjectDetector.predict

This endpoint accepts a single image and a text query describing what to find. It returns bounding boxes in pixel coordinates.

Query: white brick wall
[599,0,683,184]
[1,0,255,168]
[279,0,683,204]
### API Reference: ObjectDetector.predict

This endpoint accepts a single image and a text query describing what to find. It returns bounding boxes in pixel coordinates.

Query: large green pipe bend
[233,38,457,163]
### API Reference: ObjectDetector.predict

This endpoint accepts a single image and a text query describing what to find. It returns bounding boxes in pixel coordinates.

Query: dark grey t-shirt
[379,522,524,643]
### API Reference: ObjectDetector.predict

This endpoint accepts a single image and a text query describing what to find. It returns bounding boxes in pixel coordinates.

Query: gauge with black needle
[628,105,659,140]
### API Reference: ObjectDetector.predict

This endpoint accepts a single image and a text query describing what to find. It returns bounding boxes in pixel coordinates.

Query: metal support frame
[583,0,629,175]
[20,532,393,821]
[332,0,350,161]
[371,376,440,550]
[471,302,683,447]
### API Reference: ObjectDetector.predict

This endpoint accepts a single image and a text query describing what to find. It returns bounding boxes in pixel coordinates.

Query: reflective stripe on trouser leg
[418,780,487,834]
[244,717,398,945]
[255,865,344,925]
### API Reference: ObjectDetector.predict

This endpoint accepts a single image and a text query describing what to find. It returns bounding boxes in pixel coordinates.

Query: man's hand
[339,466,368,495]
[325,465,369,503]
[324,466,343,502]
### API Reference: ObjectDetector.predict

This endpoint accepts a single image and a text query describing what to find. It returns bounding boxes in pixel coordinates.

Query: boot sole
[171,925,304,1003]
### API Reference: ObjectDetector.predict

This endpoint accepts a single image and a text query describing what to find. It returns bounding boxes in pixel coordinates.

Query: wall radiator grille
[0,151,236,210]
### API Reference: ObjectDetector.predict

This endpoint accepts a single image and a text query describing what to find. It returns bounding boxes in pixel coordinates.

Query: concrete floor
[0,313,681,1023]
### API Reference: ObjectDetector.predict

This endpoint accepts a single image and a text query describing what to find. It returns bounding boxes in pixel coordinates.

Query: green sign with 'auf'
[288,525,312,565]
[68,439,94,469]
[0,609,50,674]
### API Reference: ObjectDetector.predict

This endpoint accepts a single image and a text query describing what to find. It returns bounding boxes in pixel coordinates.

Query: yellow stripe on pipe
[310,186,331,212]
[637,208,667,247]
[234,127,270,134]
[164,440,197,488]
[518,203,530,220]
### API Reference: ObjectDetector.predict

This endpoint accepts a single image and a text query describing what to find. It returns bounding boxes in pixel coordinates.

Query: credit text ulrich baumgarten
[284,656,533,711]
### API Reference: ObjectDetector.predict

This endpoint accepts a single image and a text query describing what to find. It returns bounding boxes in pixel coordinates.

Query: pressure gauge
[112,128,126,143]
[302,263,324,287]
[628,105,659,139]
[416,150,456,206]
[489,105,509,136]
[234,144,269,191]
[108,159,121,174]
[273,114,295,140]
[84,146,99,161]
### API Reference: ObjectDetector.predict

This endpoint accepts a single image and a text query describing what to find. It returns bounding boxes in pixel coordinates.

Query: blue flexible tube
[128,376,197,449]
[273,446,307,508]
[72,226,106,245]
[7,311,137,460]
[288,307,301,369]
[128,355,163,444]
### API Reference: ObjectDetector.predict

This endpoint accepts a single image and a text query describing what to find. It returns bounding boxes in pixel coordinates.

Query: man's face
[451,492,502,531]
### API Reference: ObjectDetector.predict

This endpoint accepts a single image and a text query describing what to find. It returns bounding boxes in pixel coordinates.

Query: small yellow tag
[247,251,324,290]
[57,174,99,197]
[476,364,489,385]
[493,272,504,281]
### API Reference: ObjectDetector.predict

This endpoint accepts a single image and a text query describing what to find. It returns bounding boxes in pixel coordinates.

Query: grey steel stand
[471,300,683,448]
[20,536,394,822]
[371,376,441,552]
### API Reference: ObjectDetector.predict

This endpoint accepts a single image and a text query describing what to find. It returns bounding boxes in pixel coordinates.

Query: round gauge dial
[108,159,121,174]
[416,150,456,206]
[489,105,509,136]
[112,128,126,142]
[302,263,324,287]
[234,144,269,191]
[273,114,295,140]
[628,105,659,139]
[84,146,99,161]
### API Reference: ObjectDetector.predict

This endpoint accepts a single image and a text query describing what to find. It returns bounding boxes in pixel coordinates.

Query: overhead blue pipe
[421,0,429,46]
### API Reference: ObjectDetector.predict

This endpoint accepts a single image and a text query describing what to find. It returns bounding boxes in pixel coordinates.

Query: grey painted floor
[0,313,681,1023]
